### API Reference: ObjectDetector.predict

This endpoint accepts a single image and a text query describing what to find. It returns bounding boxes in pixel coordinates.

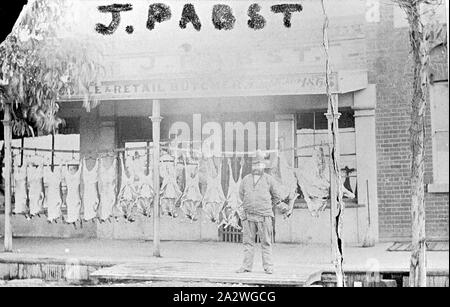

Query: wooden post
[2,103,13,252]
[51,132,55,171]
[329,162,334,262]
[20,137,24,166]
[325,95,345,287]
[146,141,150,175]
[151,99,162,257]
[322,0,345,287]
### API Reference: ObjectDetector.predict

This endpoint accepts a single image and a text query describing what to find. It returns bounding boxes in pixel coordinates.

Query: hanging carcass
[98,158,118,223]
[180,157,203,221]
[268,151,299,218]
[295,146,356,217]
[160,153,182,218]
[136,162,154,218]
[118,154,139,222]
[219,157,244,230]
[201,157,226,224]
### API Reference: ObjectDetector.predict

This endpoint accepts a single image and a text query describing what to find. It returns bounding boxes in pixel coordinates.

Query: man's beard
[252,169,264,176]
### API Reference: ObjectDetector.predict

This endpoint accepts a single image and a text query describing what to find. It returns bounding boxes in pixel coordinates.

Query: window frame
[428,80,449,192]
[295,108,358,204]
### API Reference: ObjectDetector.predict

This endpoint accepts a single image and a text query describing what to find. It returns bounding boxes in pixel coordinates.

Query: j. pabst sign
[65,0,366,99]
[94,3,303,35]
[168,114,279,157]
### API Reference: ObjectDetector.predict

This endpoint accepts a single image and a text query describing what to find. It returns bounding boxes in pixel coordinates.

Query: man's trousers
[241,216,274,271]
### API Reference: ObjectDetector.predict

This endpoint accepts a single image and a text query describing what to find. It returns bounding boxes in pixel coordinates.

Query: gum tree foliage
[393,0,447,287]
[0,0,103,136]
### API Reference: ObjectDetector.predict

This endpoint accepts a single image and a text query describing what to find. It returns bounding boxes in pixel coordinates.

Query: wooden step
[91,261,323,286]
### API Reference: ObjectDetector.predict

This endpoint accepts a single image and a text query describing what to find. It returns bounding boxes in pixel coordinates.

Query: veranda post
[2,103,13,252]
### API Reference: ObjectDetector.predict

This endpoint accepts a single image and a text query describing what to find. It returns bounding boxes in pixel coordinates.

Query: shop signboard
[60,0,368,99]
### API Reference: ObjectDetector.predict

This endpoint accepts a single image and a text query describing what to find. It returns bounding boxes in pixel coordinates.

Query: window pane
[119,117,153,142]
[340,128,356,155]
[297,113,314,129]
[431,83,449,131]
[431,82,449,183]
[339,110,355,128]
[314,112,328,130]
[435,131,449,183]
[59,118,80,135]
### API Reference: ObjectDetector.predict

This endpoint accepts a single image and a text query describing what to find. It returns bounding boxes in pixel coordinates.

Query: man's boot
[264,268,274,274]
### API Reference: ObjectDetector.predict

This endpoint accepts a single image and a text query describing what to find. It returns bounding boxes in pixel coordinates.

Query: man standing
[236,155,283,274]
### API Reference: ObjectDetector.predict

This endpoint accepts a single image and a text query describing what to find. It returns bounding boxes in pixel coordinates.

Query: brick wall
[366,3,448,241]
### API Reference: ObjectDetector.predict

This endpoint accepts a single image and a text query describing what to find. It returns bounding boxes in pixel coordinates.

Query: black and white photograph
[0,0,448,291]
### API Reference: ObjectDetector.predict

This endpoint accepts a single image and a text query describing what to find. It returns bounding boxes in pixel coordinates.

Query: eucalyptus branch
[1,0,103,136]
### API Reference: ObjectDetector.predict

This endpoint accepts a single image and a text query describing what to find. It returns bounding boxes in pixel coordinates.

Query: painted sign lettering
[61,1,367,99]
[88,73,339,99]
[95,2,303,34]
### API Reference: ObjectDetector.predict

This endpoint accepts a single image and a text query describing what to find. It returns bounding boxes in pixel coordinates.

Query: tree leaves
[1,0,103,136]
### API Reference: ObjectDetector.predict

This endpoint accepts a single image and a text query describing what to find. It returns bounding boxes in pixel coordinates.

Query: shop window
[296,108,357,201]
[118,117,153,146]
[58,117,80,135]
[55,117,80,165]
[430,81,449,185]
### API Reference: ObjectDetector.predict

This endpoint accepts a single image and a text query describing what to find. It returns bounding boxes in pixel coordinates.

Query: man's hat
[252,150,269,168]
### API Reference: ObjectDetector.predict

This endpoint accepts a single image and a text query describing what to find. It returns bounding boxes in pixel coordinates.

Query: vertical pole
[151,100,162,257]
[146,141,150,175]
[51,132,55,171]
[20,137,24,166]
[329,160,334,262]
[322,0,345,287]
[325,95,345,287]
[3,103,13,252]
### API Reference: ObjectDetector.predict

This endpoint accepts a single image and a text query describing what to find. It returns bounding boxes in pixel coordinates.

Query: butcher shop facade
[5,0,381,244]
